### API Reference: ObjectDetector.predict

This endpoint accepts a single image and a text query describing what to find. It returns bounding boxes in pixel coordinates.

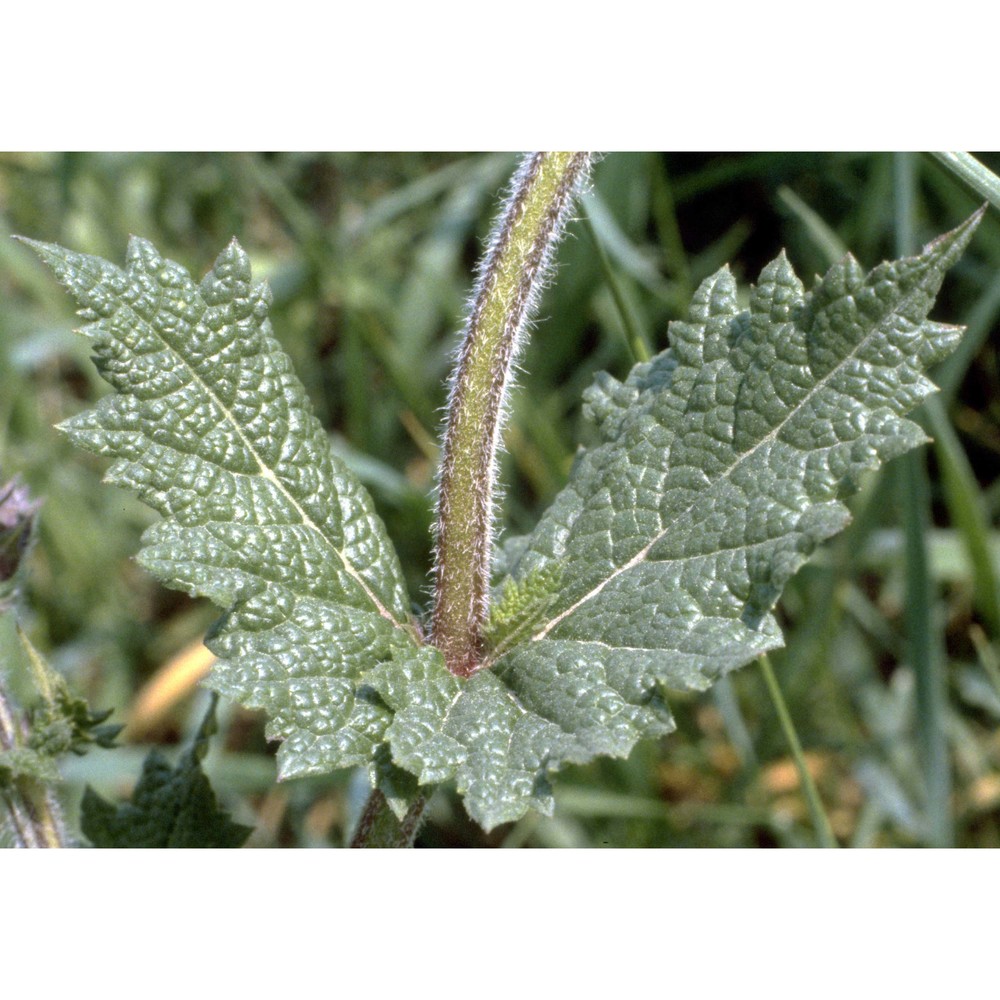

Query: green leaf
[371,213,983,830]
[80,696,251,848]
[17,624,123,757]
[23,237,440,808]
[0,622,119,791]
[27,694,121,757]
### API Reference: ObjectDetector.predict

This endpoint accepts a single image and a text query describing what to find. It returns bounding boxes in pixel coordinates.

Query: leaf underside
[31,212,980,833]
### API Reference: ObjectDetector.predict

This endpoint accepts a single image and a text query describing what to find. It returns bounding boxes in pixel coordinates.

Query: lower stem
[0,687,64,848]
[350,789,428,849]
[6,781,64,848]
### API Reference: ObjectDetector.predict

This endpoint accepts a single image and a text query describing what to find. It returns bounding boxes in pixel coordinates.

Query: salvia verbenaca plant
[15,152,984,847]
[0,473,125,847]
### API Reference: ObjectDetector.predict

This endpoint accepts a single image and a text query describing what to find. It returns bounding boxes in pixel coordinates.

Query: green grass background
[1,151,998,847]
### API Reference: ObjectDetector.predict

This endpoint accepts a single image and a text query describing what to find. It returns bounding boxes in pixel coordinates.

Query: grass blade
[925,397,1000,636]
[896,152,954,847]
[930,152,1000,214]
[899,454,954,846]
[757,654,838,848]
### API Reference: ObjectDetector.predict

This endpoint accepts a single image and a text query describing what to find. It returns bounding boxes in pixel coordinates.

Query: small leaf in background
[17,624,123,756]
[81,695,251,848]
[1,625,119,789]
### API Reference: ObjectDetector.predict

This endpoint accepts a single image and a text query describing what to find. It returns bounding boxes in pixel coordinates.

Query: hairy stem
[350,790,426,848]
[0,683,64,848]
[431,151,591,676]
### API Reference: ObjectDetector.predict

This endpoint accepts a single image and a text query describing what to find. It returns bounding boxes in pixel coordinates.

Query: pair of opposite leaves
[22,207,981,830]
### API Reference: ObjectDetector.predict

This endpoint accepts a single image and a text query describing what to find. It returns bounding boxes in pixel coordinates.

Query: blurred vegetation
[1,151,998,848]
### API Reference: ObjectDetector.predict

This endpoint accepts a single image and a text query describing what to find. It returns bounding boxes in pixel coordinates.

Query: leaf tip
[12,235,60,266]
[924,206,985,261]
